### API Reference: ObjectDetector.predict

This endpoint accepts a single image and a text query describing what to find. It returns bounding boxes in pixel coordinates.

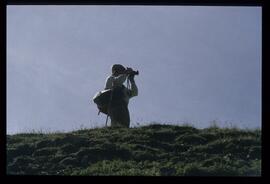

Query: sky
[7,5,262,134]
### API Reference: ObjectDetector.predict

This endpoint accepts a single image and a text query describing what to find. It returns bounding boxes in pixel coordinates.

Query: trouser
[108,103,130,128]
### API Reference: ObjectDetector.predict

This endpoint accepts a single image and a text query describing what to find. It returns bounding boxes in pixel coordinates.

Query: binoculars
[126,67,139,76]
[130,70,139,75]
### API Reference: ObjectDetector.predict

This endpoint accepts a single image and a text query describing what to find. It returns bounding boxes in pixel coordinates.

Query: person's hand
[128,73,135,81]
[126,67,133,74]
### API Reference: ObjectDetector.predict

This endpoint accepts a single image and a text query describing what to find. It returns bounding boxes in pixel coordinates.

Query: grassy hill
[6,124,261,176]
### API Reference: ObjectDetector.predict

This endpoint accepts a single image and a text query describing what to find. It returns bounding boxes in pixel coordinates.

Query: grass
[6,123,261,176]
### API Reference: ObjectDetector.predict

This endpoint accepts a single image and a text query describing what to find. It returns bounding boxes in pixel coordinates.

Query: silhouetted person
[104,64,138,128]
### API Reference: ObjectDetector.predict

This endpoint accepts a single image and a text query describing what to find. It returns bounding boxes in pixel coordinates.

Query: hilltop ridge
[7,124,261,176]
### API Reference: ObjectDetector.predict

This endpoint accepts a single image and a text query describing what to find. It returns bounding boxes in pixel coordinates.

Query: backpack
[93,89,112,115]
[93,85,126,115]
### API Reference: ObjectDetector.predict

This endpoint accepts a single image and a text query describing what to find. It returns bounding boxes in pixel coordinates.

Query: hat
[111,64,126,74]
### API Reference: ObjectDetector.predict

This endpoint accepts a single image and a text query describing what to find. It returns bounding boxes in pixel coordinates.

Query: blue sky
[7,6,261,134]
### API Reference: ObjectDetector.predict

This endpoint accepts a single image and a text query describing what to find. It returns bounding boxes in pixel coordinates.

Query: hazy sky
[7,5,261,134]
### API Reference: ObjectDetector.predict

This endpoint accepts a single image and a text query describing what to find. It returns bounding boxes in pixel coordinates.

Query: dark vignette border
[2,0,268,183]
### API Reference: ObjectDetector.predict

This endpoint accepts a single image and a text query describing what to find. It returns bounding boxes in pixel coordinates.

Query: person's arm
[104,76,113,90]
[112,74,127,87]
[129,78,138,98]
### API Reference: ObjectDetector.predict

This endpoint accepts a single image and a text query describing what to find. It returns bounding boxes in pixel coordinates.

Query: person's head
[111,64,126,76]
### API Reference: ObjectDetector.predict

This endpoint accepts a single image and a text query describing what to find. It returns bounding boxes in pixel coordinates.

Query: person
[104,64,138,128]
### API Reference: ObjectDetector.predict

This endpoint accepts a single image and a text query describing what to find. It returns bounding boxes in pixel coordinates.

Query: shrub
[59,157,79,166]
[176,134,207,145]
[61,143,79,154]
[7,156,35,175]
[248,146,261,160]
[33,147,59,156]
[35,140,53,149]
[182,163,240,176]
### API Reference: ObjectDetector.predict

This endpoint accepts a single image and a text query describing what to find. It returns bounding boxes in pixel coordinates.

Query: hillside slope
[7,124,261,176]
